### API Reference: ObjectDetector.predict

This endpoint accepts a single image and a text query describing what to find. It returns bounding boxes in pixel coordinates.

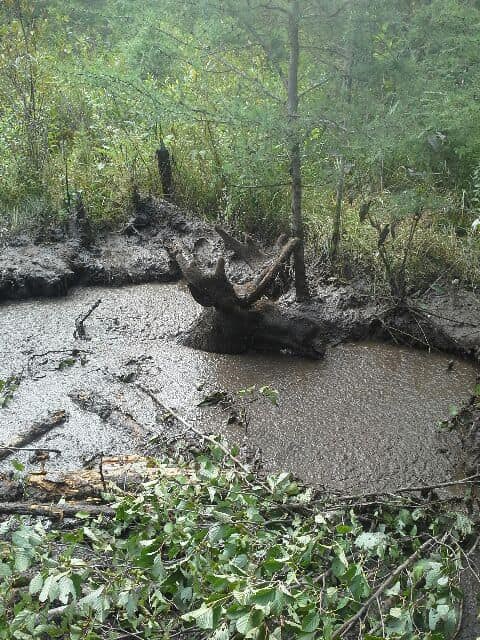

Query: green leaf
[39,575,59,603]
[14,549,31,572]
[58,576,75,604]
[301,610,320,633]
[259,385,279,406]
[78,585,105,610]
[58,358,76,370]
[29,573,43,595]
[355,531,387,553]
[11,459,25,472]
[429,604,451,630]
[448,404,459,418]
[182,604,222,630]
[236,609,264,636]
[211,625,230,640]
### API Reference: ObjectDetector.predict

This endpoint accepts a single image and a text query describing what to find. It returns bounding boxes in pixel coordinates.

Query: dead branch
[335,474,480,503]
[27,349,90,376]
[136,384,263,484]
[0,410,67,462]
[74,299,102,340]
[0,502,114,518]
[0,446,61,455]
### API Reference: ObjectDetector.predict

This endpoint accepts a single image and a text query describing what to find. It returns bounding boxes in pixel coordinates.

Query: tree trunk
[288,0,309,301]
[330,9,354,263]
[330,157,345,261]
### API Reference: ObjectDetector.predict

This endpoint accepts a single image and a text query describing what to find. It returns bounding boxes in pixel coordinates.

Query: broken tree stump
[175,227,325,358]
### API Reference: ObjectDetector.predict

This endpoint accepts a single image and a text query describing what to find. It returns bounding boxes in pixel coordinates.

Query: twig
[334,474,480,502]
[331,536,442,639]
[0,446,61,455]
[451,596,464,640]
[27,349,90,376]
[467,532,480,557]
[409,305,478,328]
[136,384,272,492]
[0,410,67,462]
[74,299,102,340]
[99,453,107,492]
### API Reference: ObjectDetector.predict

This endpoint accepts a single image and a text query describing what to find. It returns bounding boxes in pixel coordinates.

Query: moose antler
[214,225,265,264]
[175,235,299,311]
[175,228,324,359]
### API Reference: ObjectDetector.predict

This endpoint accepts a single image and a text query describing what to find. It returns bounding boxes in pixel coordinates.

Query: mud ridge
[1,197,480,364]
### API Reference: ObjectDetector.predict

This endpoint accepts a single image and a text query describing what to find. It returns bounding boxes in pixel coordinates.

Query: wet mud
[0,282,478,494]
[2,197,480,363]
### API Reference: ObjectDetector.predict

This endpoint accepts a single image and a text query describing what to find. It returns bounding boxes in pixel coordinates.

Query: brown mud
[0,281,478,493]
[2,197,480,362]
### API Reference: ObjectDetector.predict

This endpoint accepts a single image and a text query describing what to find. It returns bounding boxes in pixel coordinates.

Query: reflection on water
[0,282,477,492]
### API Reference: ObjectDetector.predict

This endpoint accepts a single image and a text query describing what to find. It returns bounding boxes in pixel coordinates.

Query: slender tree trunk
[330,157,345,261]
[330,11,354,262]
[288,0,309,301]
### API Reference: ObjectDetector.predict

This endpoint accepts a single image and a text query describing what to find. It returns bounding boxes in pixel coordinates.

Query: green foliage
[0,446,472,639]
[0,376,19,409]
[239,385,280,407]
[1,0,480,285]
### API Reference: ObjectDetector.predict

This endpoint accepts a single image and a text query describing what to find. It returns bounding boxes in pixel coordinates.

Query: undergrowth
[0,444,475,639]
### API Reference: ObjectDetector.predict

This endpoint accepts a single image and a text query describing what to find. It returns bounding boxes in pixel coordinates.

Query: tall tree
[154,0,341,299]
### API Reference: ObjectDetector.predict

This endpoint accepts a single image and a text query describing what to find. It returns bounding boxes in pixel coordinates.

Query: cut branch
[331,536,443,639]
[0,502,114,518]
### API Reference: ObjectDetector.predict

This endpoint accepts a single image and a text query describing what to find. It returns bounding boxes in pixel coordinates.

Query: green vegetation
[0,377,19,409]
[1,0,480,288]
[0,445,474,639]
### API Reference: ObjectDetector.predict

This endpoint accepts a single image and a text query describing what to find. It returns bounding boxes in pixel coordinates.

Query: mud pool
[0,282,478,492]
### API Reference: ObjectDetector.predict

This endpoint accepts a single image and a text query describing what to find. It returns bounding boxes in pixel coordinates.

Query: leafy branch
[0,445,472,639]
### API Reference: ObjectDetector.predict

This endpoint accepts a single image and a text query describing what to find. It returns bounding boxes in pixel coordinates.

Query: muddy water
[0,282,478,492]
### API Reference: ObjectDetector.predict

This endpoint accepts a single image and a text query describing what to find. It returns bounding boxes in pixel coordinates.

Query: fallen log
[0,410,67,462]
[175,227,326,358]
[0,455,193,502]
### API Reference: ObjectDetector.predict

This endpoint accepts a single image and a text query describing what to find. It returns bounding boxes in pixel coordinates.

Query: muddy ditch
[1,200,480,637]
[1,199,480,492]
[0,279,478,493]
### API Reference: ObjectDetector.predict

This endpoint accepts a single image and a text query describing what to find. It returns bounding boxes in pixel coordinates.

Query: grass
[1,131,479,295]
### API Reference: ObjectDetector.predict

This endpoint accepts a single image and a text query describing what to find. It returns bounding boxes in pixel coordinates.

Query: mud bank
[0,282,478,495]
[2,198,480,363]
